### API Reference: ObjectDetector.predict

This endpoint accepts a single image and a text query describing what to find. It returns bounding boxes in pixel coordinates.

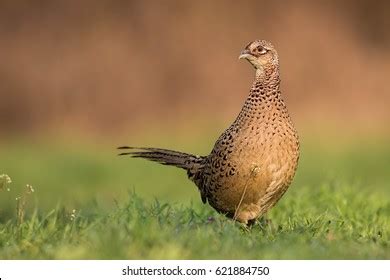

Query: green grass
[0,134,389,259]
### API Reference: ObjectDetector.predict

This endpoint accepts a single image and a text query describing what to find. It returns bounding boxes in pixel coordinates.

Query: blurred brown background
[1,0,389,137]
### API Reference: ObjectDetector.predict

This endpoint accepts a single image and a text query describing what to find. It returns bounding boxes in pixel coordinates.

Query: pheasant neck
[234,65,285,127]
[250,65,282,106]
[254,62,280,89]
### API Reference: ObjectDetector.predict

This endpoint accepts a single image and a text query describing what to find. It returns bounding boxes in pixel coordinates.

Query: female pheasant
[119,40,300,225]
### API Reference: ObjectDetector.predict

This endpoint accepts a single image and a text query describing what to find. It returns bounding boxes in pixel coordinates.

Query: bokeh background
[1,0,390,219]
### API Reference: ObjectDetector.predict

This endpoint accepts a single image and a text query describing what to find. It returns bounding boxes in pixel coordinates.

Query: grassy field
[0,133,389,259]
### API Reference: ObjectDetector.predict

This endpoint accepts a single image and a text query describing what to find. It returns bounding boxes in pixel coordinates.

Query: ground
[0,134,389,259]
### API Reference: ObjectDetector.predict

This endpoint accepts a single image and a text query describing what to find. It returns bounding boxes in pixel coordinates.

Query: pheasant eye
[256,46,266,54]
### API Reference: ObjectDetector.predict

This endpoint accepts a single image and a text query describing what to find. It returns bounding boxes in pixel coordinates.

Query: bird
[118,40,300,225]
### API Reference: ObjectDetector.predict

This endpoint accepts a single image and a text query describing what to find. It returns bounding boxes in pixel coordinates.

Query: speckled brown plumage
[118,40,300,225]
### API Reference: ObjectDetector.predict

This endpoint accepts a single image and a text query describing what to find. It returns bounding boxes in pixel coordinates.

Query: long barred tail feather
[118,146,207,203]
[117,146,204,171]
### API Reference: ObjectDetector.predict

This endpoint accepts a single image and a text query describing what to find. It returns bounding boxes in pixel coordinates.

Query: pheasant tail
[117,146,205,184]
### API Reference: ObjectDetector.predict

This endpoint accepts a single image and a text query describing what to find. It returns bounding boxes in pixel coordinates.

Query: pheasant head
[239,40,279,76]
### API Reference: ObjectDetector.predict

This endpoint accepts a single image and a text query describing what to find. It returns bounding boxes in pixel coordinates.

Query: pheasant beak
[239,49,252,60]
